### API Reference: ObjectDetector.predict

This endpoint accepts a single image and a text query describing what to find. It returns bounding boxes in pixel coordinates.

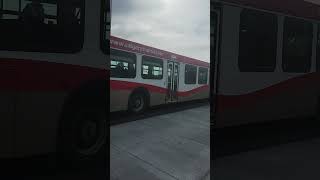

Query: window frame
[238,9,278,72]
[282,16,313,73]
[0,0,3,19]
[100,0,110,54]
[198,67,208,85]
[141,55,164,80]
[184,64,197,85]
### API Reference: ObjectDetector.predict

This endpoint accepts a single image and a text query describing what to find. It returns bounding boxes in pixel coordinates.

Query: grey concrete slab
[111,105,210,180]
[213,138,320,180]
[136,106,210,146]
[110,145,177,180]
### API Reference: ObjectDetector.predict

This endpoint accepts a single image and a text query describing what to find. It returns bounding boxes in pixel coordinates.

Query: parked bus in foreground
[0,0,110,165]
[110,36,210,113]
[211,0,320,128]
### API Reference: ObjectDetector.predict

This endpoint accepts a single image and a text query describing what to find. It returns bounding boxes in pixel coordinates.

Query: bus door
[211,4,221,124]
[167,61,179,102]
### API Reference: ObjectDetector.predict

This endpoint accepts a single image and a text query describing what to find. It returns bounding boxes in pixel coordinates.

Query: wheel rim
[131,95,144,112]
[76,110,106,156]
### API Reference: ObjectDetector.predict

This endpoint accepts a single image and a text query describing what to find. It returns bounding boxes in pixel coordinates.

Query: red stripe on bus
[110,80,167,94]
[110,80,209,97]
[0,58,107,91]
[215,72,320,112]
[177,85,209,97]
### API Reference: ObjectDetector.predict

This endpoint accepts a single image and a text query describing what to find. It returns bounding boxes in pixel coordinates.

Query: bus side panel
[110,88,166,112]
[216,76,319,128]
[110,64,168,112]
[178,87,210,102]
[178,63,210,102]
[110,85,167,111]
[14,92,65,157]
[215,4,320,128]
[150,92,166,107]
[0,93,14,158]
[110,89,130,112]
[10,60,106,157]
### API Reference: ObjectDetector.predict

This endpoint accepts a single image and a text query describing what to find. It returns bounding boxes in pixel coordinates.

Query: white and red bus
[110,36,210,113]
[211,0,320,127]
[0,0,110,164]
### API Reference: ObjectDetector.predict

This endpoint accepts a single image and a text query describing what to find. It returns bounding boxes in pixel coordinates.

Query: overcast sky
[111,0,210,62]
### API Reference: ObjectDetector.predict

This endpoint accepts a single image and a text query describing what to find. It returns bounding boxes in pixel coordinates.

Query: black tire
[128,92,147,114]
[57,105,107,169]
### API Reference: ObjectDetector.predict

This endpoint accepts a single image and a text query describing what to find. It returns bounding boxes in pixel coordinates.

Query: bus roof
[110,36,210,68]
[219,0,320,21]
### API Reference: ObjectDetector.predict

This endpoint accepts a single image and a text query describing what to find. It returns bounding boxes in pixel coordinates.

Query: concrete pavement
[110,105,210,180]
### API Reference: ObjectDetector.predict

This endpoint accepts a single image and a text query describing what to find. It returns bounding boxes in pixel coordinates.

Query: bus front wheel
[58,105,107,169]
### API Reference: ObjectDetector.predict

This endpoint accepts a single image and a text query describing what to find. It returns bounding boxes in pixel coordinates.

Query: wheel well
[61,79,108,116]
[58,78,107,148]
[129,87,150,107]
[57,78,108,163]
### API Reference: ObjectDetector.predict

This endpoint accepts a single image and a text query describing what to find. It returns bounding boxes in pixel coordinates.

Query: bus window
[101,0,110,54]
[110,49,136,78]
[0,0,84,53]
[141,56,163,79]
[238,9,278,72]
[185,64,197,84]
[282,17,312,73]
[198,67,208,84]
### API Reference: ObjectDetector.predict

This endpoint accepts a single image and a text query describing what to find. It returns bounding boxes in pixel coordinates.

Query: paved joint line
[177,135,210,147]
[127,124,209,149]
[137,120,209,148]
[111,144,179,180]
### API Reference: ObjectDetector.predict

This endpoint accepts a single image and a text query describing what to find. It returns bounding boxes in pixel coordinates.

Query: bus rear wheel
[128,92,147,113]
